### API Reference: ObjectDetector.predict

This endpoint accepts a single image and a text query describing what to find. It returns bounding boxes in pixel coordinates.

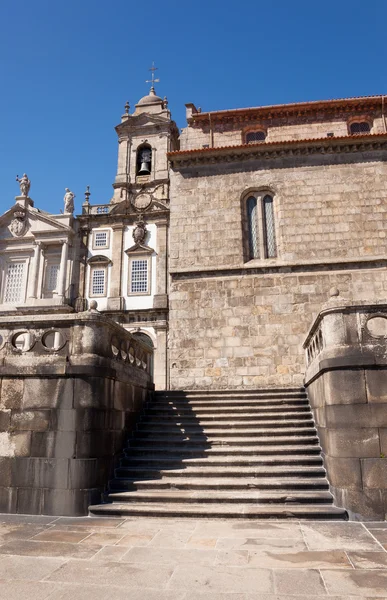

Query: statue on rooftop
[16,173,31,197]
[64,188,75,214]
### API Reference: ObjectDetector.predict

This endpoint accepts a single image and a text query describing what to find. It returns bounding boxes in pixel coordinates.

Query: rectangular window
[4,262,25,303]
[45,263,60,292]
[91,268,106,296]
[93,230,109,249]
[130,258,149,294]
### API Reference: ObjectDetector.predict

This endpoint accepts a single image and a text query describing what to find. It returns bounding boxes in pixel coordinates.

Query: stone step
[108,477,330,491]
[148,400,310,408]
[115,465,326,479]
[127,434,320,447]
[132,428,317,440]
[141,410,313,421]
[106,489,334,504]
[136,422,315,434]
[124,443,322,456]
[89,502,347,519]
[155,388,306,399]
[121,455,324,467]
[145,406,309,415]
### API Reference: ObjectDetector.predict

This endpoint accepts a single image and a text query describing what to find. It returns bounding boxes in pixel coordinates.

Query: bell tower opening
[136,144,152,176]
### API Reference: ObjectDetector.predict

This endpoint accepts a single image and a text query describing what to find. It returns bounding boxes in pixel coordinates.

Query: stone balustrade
[304,297,387,520]
[0,310,153,516]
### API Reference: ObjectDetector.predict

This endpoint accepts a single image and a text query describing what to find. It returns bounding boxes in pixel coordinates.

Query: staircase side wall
[305,303,387,520]
[0,312,153,516]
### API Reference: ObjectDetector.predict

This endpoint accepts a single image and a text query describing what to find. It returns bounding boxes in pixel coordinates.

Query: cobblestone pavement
[0,515,386,599]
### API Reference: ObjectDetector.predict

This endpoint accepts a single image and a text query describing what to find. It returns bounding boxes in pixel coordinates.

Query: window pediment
[125,243,154,256]
[87,254,112,265]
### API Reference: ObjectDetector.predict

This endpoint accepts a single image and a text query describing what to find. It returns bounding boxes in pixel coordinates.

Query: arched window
[245,192,277,260]
[349,121,371,135]
[245,131,266,143]
[136,144,152,175]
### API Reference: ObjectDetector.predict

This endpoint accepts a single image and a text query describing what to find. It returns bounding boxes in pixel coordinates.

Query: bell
[138,161,151,175]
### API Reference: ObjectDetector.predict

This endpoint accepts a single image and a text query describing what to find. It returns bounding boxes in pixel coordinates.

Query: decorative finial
[16,173,31,197]
[84,185,90,205]
[163,96,168,109]
[124,101,130,114]
[145,61,160,94]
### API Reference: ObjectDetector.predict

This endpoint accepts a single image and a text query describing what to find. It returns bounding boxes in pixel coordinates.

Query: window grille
[247,196,259,259]
[350,122,370,134]
[263,195,277,258]
[246,131,266,143]
[246,193,277,260]
[131,259,148,293]
[45,264,60,292]
[91,268,106,296]
[4,262,25,303]
[94,231,108,247]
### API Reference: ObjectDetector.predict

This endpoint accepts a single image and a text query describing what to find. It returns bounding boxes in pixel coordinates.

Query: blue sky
[1,0,386,214]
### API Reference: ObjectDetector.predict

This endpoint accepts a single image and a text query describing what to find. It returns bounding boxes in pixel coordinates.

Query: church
[0,76,386,520]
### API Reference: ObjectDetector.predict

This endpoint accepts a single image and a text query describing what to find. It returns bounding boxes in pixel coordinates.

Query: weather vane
[145,62,160,92]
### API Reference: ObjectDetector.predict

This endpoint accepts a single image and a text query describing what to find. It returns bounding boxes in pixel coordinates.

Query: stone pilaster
[107,224,125,310]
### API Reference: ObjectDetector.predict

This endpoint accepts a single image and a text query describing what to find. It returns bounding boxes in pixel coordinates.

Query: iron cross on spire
[145,62,160,92]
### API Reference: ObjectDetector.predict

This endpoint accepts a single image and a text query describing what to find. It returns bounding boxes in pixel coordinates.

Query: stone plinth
[304,300,387,520]
[0,310,153,516]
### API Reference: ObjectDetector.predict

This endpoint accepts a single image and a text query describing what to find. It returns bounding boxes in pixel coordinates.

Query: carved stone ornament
[132,219,147,244]
[10,210,27,237]
[132,192,152,211]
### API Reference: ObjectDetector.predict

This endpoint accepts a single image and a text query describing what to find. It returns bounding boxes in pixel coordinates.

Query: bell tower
[112,65,179,209]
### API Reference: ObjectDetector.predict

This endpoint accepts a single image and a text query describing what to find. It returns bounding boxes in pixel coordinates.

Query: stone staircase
[89,388,347,519]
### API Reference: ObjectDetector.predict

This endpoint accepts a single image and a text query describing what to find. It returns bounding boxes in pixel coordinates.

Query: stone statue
[64,188,75,214]
[16,174,31,197]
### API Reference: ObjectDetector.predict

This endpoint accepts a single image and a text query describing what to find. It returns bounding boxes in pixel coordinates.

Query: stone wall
[168,150,387,389]
[304,300,387,520]
[0,310,153,516]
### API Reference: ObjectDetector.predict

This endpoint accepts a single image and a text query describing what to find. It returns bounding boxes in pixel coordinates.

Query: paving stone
[32,529,90,543]
[0,580,58,600]
[274,568,327,595]
[300,522,382,551]
[168,564,273,593]
[148,530,194,547]
[0,539,102,559]
[367,529,387,544]
[121,546,216,565]
[216,537,307,552]
[347,551,387,569]
[116,532,156,546]
[249,549,351,569]
[47,586,186,600]
[90,545,130,561]
[46,559,174,588]
[322,568,387,596]
[79,531,127,545]
[0,555,66,581]
[194,521,304,540]
[0,524,48,543]
[53,517,124,528]
[215,550,249,565]
[186,535,217,548]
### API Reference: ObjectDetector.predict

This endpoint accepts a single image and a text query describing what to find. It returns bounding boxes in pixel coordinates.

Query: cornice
[168,133,387,168]
[188,95,385,125]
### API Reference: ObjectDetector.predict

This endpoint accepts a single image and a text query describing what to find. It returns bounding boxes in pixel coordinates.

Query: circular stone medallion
[132,193,152,211]
[366,316,387,338]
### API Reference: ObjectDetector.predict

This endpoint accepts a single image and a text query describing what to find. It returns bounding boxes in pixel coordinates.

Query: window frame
[243,129,267,144]
[347,118,372,136]
[42,257,61,298]
[89,265,108,298]
[2,257,29,304]
[128,255,152,296]
[92,229,110,250]
[243,190,278,261]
